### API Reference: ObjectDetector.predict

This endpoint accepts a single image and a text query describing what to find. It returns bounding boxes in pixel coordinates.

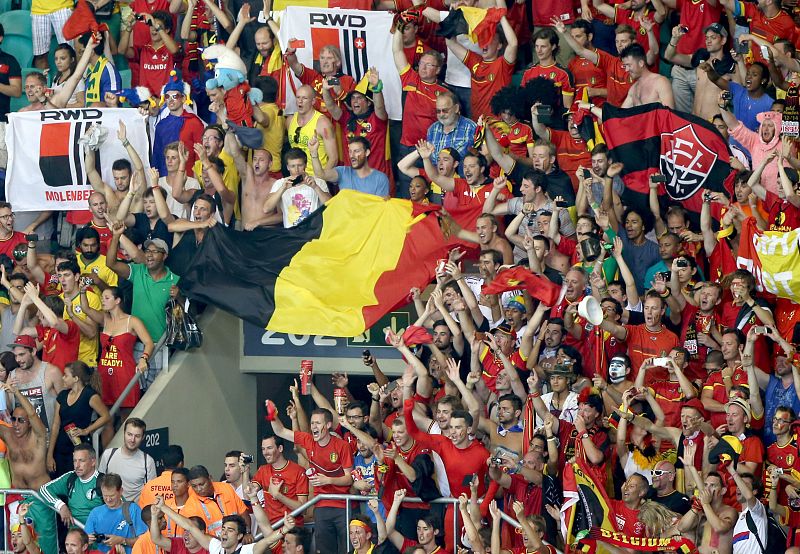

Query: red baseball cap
[681,398,707,420]
[8,335,36,351]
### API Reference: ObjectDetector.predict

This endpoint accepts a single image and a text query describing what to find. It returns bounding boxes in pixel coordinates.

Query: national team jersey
[294,431,353,508]
[549,130,590,189]
[507,121,535,159]
[398,66,449,147]
[85,57,122,105]
[463,51,514,118]
[568,53,607,105]
[675,0,723,56]
[740,1,800,62]
[135,43,175,96]
[597,50,633,106]
[253,460,309,524]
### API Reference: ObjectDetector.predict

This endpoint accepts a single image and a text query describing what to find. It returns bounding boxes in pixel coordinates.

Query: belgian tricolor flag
[437,7,507,49]
[179,190,450,337]
[602,103,733,225]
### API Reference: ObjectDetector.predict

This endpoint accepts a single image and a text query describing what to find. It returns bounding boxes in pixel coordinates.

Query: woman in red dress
[84,287,153,446]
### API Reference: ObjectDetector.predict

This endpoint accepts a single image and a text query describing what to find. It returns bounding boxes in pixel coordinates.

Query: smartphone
[760,45,770,59]
[675,258,689,268]
[753,325,772,335]
[241,454,253,464]
[735,41,749,55]
[462,474,475,486]
[657,271,671,281]
[328,76,341,86]
[555,199,568,208]
[25,234,38,242]
[582,168,591,179]
[362,349,371,359]
[679,25,689,33]
[288,39,306,50]
[537,105,553,115]
[650,174,667,183]
[653,357,672,366]
[257,9,268,23]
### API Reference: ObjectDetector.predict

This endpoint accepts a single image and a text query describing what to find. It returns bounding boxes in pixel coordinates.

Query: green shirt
[129,263,180,341]
[39,470,103,525]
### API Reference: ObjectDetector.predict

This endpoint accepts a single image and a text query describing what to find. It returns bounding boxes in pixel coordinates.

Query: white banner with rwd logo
[5,109,151,211]
[278,7,403,120]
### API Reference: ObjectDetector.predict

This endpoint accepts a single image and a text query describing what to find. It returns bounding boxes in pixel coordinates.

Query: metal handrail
[0,488,66,551]
[266,493,520,548]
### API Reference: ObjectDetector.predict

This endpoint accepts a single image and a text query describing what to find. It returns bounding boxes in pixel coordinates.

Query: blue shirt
[426,115,477,165]
[353,453,385,523]
[336,167,390,197]
[764,374,800,445]
[85,502,148,553]
[620,234,660,294]
[730,82,774,132]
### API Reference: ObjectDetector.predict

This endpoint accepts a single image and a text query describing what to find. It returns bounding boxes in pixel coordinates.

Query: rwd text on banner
[278,7,402,120]
[5,109,151,212]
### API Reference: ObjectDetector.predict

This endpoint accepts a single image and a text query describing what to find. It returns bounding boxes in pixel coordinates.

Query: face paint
[608,357,628,384]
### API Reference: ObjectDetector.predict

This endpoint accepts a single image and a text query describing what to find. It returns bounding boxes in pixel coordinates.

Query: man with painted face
[594,354,635,415]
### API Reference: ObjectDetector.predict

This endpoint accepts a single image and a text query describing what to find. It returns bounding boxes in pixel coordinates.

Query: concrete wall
[111,308,259,466]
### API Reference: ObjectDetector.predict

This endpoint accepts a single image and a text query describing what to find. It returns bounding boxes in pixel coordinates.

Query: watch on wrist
[581,432,590,439]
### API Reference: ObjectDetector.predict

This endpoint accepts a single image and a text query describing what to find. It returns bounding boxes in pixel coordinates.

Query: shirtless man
[664,23,731,120]
[224,127,282,231]
[6,335,64,432]
[85,121,145,214]
[621,43,675,108]
[0,383,58,554]
[673,461,736,554]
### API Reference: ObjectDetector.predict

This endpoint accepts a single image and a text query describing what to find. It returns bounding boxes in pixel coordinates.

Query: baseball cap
[725,397,751,422]
[704,23,728,38]
[144,239,169,254]
[493,323,517,340]
[8,335,36,351]
[681,398,708,420]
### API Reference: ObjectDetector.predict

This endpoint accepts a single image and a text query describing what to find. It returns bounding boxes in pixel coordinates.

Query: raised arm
[266,400,297,442]
[308,134,339,183]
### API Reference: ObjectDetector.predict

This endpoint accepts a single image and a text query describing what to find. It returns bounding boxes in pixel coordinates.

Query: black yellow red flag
[178,190,449,337]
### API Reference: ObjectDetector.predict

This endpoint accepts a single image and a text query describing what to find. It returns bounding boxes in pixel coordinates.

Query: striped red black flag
[602,103,733,220]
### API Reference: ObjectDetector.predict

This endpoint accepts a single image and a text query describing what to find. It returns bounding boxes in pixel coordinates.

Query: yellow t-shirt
[192,150,241,220]
[32,0,73,15]
[78,254,119,288]
[62,290,101,367]
[256,102,285,173]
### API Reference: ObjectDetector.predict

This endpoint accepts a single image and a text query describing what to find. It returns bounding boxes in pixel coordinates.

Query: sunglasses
[10,416,27,423]
[293,126,302,145]
[651,469,672,476]
[165,92,182,100]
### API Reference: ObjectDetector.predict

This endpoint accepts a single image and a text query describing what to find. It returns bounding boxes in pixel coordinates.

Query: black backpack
[65,471,104,502]
[746,505,787,553]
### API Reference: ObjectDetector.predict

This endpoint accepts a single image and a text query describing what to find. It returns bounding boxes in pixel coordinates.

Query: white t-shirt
[209,539,255,554]
[269,176,329,228]
[52,77,85,107]
[158,176,201,219]
[732,500,767,554]
[536,391,579,429]
[439,12,482,88]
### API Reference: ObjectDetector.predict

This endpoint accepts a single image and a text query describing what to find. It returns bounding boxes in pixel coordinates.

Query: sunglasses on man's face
[10,416,27,424]
[651,469,672,477]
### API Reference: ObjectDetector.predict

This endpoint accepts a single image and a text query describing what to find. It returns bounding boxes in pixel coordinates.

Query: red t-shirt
[703,368,749,428]
[550,130,590,190]
[402,38,428,71]
[404,399,490,499]
[135,43,175,97]
[36,320,80,371]
[88,221,113,256]
[521,63,575,106]
[252,460,309,524]
[169,538,209,554]
[610,500,645,536]
[742,1,800,62]
[507,121,535,159]
[719,434,764,507]
[597,50,633,107]
[378,440,432,510]
[298,66,356,118]
[463,51,513,119]
[679,304,719,381]
[293,430,353,508]
[398,66,449,147]
[557,420,611,472]
[531,0,576,26]
[443,179,496,234]
[623,324,679,383]
[764,190,800,231]
[767,435,800,506]
[675,0,723,56]
[568,53,607,106]
[615,7,660,67]
[400,539,450,554]
[335,110,390,179]
[649,379,690,428]
[0,232,26,260]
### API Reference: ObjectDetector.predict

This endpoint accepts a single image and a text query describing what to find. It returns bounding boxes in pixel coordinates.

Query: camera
[491,457,504,465]
[241,454,253,464]
[25,234,38,242]
[721,91,732,101]
[679,26,689,33]
[94,534,107,543]
[650,174,667,183]
[328,77,340,86]
[362,349,371,358]
[703,191,714,202]
[676,259,689,268]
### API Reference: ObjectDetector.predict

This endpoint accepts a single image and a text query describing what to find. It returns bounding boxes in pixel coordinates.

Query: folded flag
[562,459,617,546]
[179,190,450,337]
[437,7,507,49]
[601,103,733,226]
[481,266,561,306]
[63,0,109,40]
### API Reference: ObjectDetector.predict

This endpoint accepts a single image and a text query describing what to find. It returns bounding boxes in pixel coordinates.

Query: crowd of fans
[1,0,800,553]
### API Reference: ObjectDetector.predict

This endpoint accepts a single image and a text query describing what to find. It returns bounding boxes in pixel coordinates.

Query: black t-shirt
[544,169,576,205]
[651,489,691,515]
[0,50,22,123]
[132,212,173,248]
[229,0,265,62]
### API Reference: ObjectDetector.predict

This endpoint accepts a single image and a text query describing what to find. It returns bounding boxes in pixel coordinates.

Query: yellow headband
[350,520,370,530]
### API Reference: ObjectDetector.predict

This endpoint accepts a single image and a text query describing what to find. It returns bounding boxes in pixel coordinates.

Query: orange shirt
[623,324,679,384]
[171,493,224,538]
[139,470,174,508]
[209,481,248,518]
[132,534,160,554]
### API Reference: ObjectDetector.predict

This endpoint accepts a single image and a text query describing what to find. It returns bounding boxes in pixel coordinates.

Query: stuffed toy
[202,45,263,127]
[115,87,157,109]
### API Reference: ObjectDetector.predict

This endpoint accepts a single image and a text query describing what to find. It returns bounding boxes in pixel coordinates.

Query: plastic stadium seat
[8,67,39,113]
[0,0,13,13]
[2,35,34,69]
[0,11,33,39]
[120,68,131,89]
[20,0,32,10]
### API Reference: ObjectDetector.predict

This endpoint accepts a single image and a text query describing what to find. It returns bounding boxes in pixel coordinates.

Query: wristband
[121,139,131,147]
[659,288,671,299]
[370,80,384,93]
[530,390,541,398]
